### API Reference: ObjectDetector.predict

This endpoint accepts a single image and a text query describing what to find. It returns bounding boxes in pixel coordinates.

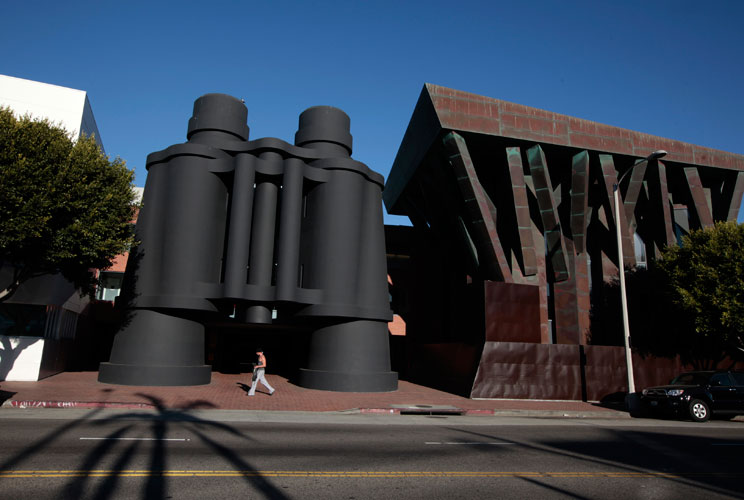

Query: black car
[640,371,744,422]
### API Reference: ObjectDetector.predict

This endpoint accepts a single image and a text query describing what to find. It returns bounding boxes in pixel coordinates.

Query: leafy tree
[657,221,744,367]
[588,223,744,369]
[0,107,137,302]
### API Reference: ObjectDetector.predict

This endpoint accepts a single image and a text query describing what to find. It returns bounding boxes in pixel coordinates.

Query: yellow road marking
[0,470,742,479]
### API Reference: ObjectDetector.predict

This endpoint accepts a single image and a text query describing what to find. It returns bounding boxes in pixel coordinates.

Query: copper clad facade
[385,84,744,401]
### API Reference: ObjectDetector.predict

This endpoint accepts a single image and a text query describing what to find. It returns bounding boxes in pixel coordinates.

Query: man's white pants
[249,368,275,395]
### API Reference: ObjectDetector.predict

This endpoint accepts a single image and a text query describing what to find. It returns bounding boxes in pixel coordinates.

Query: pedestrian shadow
[1,394,290,500]
[235,381,272,396]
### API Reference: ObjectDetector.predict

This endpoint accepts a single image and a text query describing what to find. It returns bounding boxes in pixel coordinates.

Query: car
[639,371,744,422]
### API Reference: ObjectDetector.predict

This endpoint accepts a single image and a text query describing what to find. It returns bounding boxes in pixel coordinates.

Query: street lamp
[613,149,667,395]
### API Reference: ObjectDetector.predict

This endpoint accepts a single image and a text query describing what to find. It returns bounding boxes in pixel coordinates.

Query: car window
[732,373,744,386]
[710,373,734,386]
[670,373,708,385]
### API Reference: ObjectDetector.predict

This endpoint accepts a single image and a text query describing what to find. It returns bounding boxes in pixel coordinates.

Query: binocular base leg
[98,309,211,386]
[298,320,398,392]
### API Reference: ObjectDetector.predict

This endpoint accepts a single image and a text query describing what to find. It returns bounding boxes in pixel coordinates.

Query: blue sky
[2,1,743,223]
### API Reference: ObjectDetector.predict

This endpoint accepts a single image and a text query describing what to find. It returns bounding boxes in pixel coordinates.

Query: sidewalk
[0,371,628,418]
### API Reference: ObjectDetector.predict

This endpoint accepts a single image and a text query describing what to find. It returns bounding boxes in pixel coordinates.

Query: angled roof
[384,83,744,213]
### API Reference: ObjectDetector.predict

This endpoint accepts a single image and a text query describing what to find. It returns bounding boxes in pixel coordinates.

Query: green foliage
[589,222,744,369]
[0,106,137,300]
[658,221,744,365]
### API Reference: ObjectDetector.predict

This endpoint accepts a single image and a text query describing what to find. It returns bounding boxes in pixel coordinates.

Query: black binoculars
[99,94,397,392]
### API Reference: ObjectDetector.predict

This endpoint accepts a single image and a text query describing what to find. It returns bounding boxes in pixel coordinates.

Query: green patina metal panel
[443,131,513,282]
[526,144,569,282]
[570,150,590,255]
[623,159,649,231]
[723,171,744,222]
[598,154,636,268]
[505,147,538,276]
[683,167,714,229]
[656,161,677,248]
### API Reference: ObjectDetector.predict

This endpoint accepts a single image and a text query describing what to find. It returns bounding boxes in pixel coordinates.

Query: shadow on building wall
[589,266,743,371]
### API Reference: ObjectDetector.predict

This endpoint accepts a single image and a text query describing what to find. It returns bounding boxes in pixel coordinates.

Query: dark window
[0,304,47,337]
[731,373,744,386]
[671,373,709,386]
[710,373,734,386]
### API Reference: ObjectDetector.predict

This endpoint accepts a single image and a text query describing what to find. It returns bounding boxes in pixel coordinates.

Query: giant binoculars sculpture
[98,94,397,391]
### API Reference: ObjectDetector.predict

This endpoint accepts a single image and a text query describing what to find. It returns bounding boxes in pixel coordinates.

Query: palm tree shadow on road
[1,394,290,500]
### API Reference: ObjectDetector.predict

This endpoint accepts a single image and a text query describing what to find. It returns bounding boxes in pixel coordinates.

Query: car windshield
[670,373,710,386]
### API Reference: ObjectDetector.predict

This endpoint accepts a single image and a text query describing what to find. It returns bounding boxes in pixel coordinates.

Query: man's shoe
[269,390,275,396]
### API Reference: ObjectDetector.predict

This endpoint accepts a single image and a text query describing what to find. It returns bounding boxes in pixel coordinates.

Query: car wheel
[689,399,710,422]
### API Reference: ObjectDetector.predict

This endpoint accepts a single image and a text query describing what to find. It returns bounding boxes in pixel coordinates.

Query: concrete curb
[357,407,630,419]
[485,409,631,419]
[2,400,156,410]
[0,400,630,419]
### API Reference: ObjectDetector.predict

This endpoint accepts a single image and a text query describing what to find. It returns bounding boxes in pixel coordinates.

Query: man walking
[248,348,275,396]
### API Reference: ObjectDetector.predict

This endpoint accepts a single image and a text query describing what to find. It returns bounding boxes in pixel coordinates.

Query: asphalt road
[0,409,742,499]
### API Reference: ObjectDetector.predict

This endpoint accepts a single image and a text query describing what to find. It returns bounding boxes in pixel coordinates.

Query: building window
[0,304,47,337]
[634,233,647,269]
[97,271,124,301]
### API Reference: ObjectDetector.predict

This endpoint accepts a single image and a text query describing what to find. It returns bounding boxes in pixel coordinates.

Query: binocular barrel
[99,94,397,391]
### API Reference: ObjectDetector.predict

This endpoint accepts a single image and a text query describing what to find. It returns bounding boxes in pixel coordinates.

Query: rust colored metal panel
[623,159,648,230]
[574,253,591,344]
[553,235,590,346]
[429,87,502,136]
[724,171,744,222]
[655,161,677,248]
[570,150,590,254]
[582,346,685,401]
[553,222,583,346]
[484,281,541,343]
[582,345,626,401]
[598,154,636,268]
[470,342,702,401]
[526,144,569,282]
[421,84,744,172]
[553,287,579,344]
[443,131,513,282]
[505,147,538,275]
[688,145,744,171]
[683,167,714,229]
[517,180,552,344]
[470,342,582,400]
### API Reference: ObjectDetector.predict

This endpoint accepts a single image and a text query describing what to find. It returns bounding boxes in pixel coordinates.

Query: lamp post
[613,149,667,394]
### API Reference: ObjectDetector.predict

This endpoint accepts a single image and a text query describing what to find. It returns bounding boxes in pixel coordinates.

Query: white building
[0,74,104,149]
[0,75,105,381]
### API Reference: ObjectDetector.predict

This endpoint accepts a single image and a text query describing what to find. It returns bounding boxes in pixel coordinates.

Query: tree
[0,107,137,302]
[658,221,744,367]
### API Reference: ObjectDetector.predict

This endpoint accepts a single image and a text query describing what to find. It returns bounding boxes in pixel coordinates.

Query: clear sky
[2,0,742,223]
